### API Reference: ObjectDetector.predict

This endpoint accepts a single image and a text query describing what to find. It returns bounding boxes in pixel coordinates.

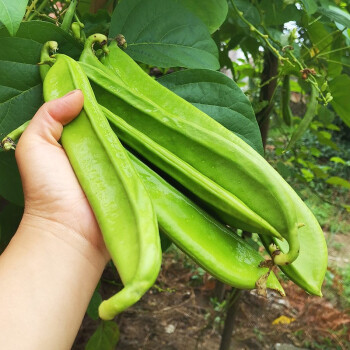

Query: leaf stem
[27,0,50,21]
[229,0,287,63]
[24,0,40,20]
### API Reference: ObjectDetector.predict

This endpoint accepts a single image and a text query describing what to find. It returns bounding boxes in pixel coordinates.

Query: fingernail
[62,89,82,98]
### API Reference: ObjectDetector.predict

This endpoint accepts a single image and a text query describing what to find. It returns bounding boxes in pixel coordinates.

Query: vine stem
[24,0,40,20]
[316,45,350,58]
[219,288,242,350]
[230,0,287,63]
[27,0,50,21]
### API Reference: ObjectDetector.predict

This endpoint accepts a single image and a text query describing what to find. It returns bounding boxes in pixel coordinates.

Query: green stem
[1,121,30,151]
[230,0,287,62]
[27,0,50,21]
[320,58,350,68]
[316,45,350,57]
[24,0,40,20]
[39,41,58,81]
[61,0,78,32]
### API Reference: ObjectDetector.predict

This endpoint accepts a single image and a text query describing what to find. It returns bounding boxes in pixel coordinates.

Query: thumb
[21,89,84,146]
[15,89,84,172]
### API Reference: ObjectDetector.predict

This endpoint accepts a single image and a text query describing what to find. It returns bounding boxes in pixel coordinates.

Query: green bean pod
[42,42,162,320]
[96,42,326,295]
[119,136,285,295]
[80,37,300,266]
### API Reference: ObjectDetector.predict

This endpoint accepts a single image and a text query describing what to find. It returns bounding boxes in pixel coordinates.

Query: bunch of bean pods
[2,34,327,320]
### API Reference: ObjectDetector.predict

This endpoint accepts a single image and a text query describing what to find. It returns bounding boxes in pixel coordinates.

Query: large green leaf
[260,0,301,26]
[0,152,23,205]
[109,0,219,69]
[329,74,350,127]
[0,37,42,205]
[158,69,263,155]
[0,201,23,253]
[300,0,317,15]
[87,285,102,321]
[0,37,43,135]
[0,23,82,205]
[317,4,350,28]
[234,0,261,27]
[85,321,120,350]
[0,21,83,58]
[175,0,228,33]
[0,0,28,36]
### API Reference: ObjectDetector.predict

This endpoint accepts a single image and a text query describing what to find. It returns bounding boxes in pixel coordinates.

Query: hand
[0,90,110,350]
[15,89,108,259]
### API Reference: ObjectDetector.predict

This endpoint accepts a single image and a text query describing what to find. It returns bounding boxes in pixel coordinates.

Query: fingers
[21,90,84,145]
[15,90,84,180]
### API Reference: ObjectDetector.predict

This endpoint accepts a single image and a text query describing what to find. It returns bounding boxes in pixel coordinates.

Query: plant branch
[24,0,40,20]
[27,0,50,21]
[316,45,350,57]
[230,0,287,63]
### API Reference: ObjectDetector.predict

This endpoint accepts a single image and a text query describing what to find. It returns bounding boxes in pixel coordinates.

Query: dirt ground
[73,246,350,350]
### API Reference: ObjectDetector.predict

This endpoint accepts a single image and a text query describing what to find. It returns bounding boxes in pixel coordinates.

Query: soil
[73,247,350,350]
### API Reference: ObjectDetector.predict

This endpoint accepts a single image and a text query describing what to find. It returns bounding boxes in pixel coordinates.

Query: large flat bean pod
[98,42,326,295]
[125,150,285,295]
[80,37,301,266]
[42,45,161,320]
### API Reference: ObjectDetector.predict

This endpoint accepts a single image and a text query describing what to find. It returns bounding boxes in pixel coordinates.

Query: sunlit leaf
[326,176,350,189]
[0,0,28,36]
[158,69,263,154]
[175,0,228,33]
[109,0,219,69]
[85,321,120,350]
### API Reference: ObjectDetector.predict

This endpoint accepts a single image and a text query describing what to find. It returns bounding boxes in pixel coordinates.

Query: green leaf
[0,21,83,58]
[109,0,219,69]
[87,285,102,321]
[317,104,335,125]
[85,321,120,350]
[234,0,261,27]
[175,0,228,34]
[0,37,43,134]
[0,0,28,36]
[307,21,332,53]
[77,0,92,16]
[329,74,350,127]
[0,36,42,205]
[300,0,317,15]
[326,176,350,189]
[260,0,301,26]
[0,22,82,205]
[0,201,23,253]
[317,5,350,28]
[330,156,346,164]
[0,152,23,205]
[157,69,263,155]
[81,10,111,37]
[301,168,314,182]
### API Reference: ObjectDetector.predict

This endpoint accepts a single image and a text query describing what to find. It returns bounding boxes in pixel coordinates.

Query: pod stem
[269,223,300,266]
[84,34,109,55]
[39,41,58,81]
[1,120,30,151]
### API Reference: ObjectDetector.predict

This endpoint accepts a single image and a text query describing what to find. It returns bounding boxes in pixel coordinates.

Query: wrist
[19,212,109,270]
[0,211,108,350]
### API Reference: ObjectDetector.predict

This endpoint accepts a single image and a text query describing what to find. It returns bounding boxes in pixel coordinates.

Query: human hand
[15,90,109,261]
